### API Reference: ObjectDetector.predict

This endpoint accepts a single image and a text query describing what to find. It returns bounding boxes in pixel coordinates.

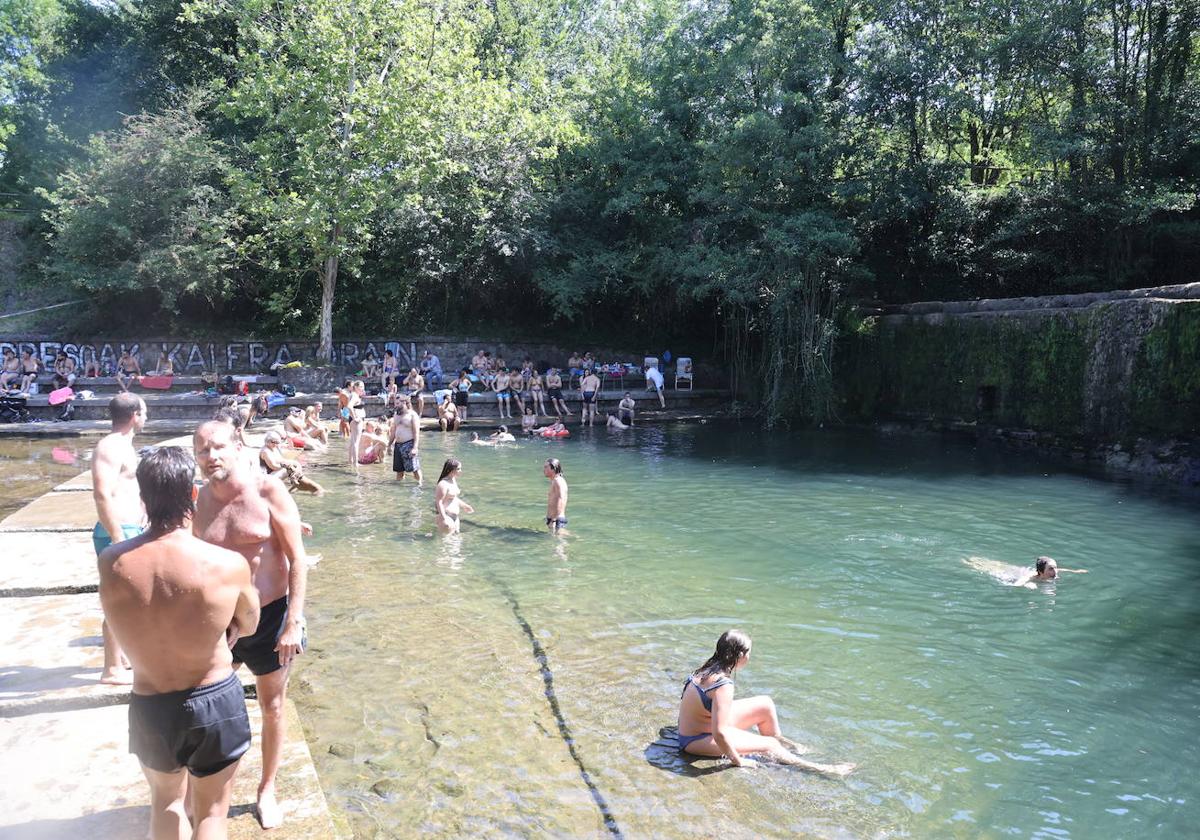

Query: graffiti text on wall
[0,341,421,372]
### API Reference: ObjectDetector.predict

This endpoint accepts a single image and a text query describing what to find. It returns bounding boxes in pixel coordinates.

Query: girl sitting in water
[677,629,855,776]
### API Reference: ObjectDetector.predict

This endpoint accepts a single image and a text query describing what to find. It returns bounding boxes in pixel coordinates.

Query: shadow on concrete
[643,726,728,778]
[0,664,100,696]
[0,805,148,840]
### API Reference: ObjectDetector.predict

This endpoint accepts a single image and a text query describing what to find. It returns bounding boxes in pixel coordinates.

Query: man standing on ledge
[192,420,310,829]
[99,447,260,840]
[91,392,148,684]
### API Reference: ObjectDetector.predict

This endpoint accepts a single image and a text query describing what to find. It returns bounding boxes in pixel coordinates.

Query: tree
[40,100,242,323]
[187,0,532,360]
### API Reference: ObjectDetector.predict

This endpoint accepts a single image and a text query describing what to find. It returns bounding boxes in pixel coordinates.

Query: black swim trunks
[393,439,420,474]
[546,516,568,530]
[547,387,563,400]
[231,596,305,676]
[619,409,633,424]
[129,671,250,777]
[582,391,596,404]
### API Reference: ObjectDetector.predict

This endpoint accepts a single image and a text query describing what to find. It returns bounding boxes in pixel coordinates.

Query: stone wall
[839,284,1200,445]
[0,336,660,376]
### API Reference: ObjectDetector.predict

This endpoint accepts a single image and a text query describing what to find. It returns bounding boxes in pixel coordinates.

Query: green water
[0,436,90,519]
[288,424,1200,838]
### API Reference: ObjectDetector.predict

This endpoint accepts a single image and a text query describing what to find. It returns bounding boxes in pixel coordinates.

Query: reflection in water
[292,424,1200,839]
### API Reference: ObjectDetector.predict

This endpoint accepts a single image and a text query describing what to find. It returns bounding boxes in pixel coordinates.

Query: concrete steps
[9,386,730,422]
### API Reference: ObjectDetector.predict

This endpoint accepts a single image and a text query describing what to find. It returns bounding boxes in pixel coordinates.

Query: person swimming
[964,555,1088,589]
[676,629,855,776]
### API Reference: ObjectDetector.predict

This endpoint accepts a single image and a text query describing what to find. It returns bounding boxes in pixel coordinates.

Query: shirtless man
[403,368,426,416]
[493,368,513,419]
[618,392,636,426]
[545,368,571,416]
[99,447,260,840]
[544,457,568,533]
[964,555,1089,589]
[193,420,310,829]
[579,369,601,426]
[388,395,422,484]
[91,392,148,684]
[0,348,20,389]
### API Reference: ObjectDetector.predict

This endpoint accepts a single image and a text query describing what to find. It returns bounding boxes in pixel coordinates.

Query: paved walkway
[0,434,344,840]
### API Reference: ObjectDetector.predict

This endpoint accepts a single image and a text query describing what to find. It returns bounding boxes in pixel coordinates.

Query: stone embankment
[0,432,345,840]
[842,283,1200,484]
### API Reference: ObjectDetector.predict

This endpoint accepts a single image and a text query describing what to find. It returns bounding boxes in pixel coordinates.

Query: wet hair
[525,407,534,414]
[498,425,508,434]
[108,392,143,425]
[438,457,461,483]
[1035,556,1056,575]
[545,457,563,475]
[211,406,244,429]
[136,447,196,532]
[693,629,752,680]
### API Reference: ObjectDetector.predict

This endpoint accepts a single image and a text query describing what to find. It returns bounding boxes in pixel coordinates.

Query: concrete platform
[0,592,254,716]
[0,698,341,839]
[0,491,97,532]
[0,532,97,596]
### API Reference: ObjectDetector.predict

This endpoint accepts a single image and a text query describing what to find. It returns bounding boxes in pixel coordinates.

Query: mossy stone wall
[838,300,1200,443]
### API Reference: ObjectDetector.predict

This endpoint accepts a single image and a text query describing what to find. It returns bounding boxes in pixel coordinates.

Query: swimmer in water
[677,629,855,776]
[965,555,1088,589]
[434,458,474,534]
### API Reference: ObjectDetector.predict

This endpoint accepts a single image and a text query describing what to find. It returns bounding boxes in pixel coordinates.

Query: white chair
[675,357,693,390]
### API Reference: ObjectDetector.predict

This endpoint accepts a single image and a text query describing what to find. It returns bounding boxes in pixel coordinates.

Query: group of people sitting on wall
[1,346,180,396]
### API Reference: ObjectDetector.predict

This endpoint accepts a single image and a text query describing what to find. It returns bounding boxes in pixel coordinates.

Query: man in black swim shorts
[99,447,261,840]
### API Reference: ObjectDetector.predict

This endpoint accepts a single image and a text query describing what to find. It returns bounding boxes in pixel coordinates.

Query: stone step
[0,697,343,839]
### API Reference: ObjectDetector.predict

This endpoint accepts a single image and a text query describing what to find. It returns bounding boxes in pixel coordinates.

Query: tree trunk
[319,223,341,363]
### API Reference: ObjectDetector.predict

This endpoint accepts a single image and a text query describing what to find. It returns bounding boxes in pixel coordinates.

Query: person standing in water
[434,458,474,534]
[544,457,568,532]
[91,392,148,685]
[389,394,422,484]
[579,369,601,426]
[677,629,855,776]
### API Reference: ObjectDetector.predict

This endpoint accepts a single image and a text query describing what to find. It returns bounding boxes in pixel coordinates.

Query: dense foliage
[2,0,1198,422]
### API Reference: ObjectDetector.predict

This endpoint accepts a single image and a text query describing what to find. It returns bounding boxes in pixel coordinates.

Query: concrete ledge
[0,532,97,595]
[0,698,342,839]
[0,492,97,532]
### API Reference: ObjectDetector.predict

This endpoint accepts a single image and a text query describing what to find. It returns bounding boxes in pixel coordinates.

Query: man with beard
[192,420,310,829]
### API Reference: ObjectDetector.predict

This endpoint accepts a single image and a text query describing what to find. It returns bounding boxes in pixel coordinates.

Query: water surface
[17,423,1187,839]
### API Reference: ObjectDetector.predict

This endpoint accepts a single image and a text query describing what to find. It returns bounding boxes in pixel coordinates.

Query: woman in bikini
[451,369,472,421]
[528,370,546,416]
[345,380,366,467]
[677,629,855,776]
[434,458,474,534]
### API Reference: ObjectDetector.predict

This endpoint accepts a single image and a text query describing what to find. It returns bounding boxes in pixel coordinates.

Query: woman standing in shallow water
[434,459,474,534]
[677,629,855,776]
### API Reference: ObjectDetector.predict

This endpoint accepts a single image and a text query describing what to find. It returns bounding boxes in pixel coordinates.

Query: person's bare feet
[257,785,283,829]
[778,735,810,754]
[99,666,133,685]
[820,762,856,777]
